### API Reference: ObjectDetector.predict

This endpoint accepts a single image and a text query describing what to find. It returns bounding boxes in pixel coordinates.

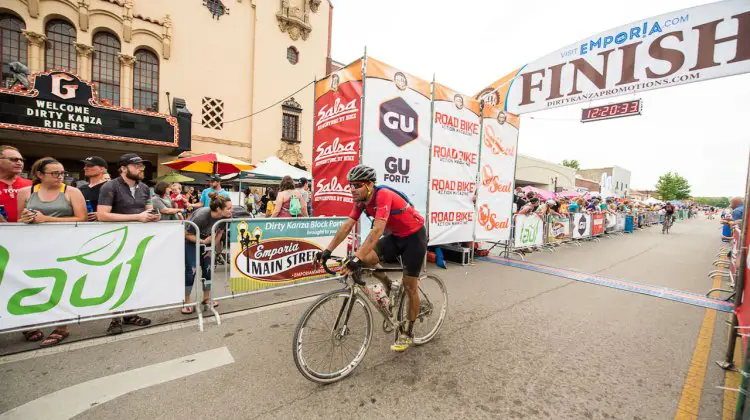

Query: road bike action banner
[229,218,348,293]
[547,214,571,244]
[312,60,363,217]
[428,83,481,246]
[476,0,750,114]
[513,214,544,248]
[605,213,618,232]
[0,223,184,331]
[359,58,431,242]
[572,213,592,239]
[591,213,606,236]
[475,103,518,242]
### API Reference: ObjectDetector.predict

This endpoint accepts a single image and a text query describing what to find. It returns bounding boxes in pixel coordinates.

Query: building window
[202,97,224,130]
[92,32,121,106]
[287,46,299,65]
[0,14,27,88]
[203,0,229,19]
[281,97,302,142]
[45,19,77,72]
[133,49,159,112]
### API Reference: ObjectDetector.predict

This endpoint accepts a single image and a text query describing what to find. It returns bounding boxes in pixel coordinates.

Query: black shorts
[375,226,427,277]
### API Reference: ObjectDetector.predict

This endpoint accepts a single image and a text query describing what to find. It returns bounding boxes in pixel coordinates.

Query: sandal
[123,315,151,327]
[39,329,69,347]
[22,329,44,342]
[202,299,219,308]
[107,319,123,335]
[180,306,195,315]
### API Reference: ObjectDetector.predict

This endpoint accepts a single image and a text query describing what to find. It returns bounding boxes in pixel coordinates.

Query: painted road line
[482,256,734,313]
[674,271,722,419]
[0,346,234,420]
[0,294,319,366]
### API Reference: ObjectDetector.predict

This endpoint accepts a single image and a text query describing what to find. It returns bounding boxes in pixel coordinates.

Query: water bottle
[365,284,390,309]
[85,200,94,213]
[0,205,6,220]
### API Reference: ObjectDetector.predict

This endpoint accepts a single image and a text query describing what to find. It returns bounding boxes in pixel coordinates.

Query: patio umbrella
[556,190,581,199]
[156,171,194,183]
[521,186,555,200]
[162,152,254,175]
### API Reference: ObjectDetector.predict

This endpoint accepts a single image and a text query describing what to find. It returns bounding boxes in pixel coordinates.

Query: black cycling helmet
[346,165,377,183]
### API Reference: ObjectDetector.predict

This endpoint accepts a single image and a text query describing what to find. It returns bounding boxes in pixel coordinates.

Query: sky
[330,0,750,197]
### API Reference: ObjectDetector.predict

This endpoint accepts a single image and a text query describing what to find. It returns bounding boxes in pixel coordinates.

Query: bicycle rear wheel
[398,274,448,345]
[292,290,373,384]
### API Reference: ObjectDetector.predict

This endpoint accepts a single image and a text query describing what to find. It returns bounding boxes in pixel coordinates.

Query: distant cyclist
[663,202,676,233]
[315,165,427,352]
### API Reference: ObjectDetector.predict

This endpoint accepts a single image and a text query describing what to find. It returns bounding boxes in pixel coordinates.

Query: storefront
[0,70,191,182]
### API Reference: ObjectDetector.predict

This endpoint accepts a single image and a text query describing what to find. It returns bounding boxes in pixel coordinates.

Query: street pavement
[0,216,735,419]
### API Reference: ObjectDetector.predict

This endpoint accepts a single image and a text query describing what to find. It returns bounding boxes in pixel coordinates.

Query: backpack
[359,185,413,219]
[289,193,302,217]
[265,200,275,217]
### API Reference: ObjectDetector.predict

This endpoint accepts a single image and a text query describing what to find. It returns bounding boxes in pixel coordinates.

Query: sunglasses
[349,182,365,189]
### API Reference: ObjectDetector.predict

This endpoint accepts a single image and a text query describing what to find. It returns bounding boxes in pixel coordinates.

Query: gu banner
[591,213,606,236]
[513,214,544,248]
[547,214,571,244]
[0,223,184,331]
[312,60,363,217]
[229,218,348,293]
[428,84,481,246]
[572,213,592,239]
[477,0,750,114]
[475,104,519,242]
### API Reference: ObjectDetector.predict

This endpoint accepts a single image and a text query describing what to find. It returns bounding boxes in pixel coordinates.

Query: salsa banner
[572,213,592,239]
[547,214,571,244]
[0,223,184,331]
[513,214,544,248]
[591,213,606,236]
[312,60,363,217]
[229,218,347,292]
[359,58,431,242]
[428,83,481,246]
[477,0,750,114]
[474,104,518,242]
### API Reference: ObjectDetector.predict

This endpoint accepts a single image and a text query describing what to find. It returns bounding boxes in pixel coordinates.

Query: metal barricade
[0,221,203,334]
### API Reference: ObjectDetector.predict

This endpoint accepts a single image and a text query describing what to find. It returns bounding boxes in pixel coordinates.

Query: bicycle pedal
[382,320,394,333]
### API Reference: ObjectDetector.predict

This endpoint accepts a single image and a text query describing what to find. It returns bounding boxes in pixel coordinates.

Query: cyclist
[315,165,427,352]
[663,202,675,233]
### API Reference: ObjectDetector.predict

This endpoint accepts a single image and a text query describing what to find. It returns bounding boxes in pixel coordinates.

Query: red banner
[591,213,605,236]
[312,60,363,217]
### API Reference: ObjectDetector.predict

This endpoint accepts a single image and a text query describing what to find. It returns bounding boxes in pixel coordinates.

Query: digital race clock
[581,99,642,123]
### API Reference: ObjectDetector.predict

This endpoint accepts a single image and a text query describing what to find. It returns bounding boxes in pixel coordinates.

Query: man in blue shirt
[729,197,744,228]
[199,175,231,208]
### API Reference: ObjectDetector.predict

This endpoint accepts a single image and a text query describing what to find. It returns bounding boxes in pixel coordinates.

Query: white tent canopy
[643,197,664,205]
[239,156,312,185]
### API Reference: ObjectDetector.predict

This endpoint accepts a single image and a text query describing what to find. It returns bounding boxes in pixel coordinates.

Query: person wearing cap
[297,177,312,216]
[79,156,109,221]
[197,174,231,209]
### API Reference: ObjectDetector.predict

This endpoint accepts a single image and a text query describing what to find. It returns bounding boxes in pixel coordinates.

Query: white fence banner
[606,213,617,232]
[478,0,750,114]
[513,214,544,248]
[615,212,626,232]
[428,84,481,246]
[475,104,518,242]
[572,213,592,239]
[0,223,184,331]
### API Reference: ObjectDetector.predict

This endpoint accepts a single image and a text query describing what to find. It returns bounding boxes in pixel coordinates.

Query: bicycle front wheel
[292,290,373,384]
[398,274,448,345]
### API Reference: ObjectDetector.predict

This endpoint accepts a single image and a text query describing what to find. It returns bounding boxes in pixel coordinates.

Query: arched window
[91,32,120,105]
[0,14,27,88]
[287,46,298,65]
[45,19,76,72]
[133,49,159,112]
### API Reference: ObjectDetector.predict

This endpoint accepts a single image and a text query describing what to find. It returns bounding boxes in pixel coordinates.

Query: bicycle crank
[382,320,394,333]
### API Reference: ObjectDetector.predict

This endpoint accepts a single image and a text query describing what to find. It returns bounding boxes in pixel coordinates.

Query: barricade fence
[0,221,203,334]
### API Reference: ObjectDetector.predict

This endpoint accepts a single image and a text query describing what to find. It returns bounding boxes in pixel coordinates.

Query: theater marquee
[0,71,179,147]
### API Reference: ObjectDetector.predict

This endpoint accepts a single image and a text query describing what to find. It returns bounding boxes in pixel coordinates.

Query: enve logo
[379,97,418,147]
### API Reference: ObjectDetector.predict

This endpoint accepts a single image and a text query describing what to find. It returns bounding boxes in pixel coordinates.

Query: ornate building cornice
[22,30,46,47]
[75,43,94,57]
[118,54,137,67]
[276,0,312,41]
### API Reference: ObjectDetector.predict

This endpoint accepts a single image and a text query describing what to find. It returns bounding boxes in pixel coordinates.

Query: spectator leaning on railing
[0,145,32,223]
[96,153,158,334]
[16,157,87,346]
[153,182,184,221]
[78,155,109,222]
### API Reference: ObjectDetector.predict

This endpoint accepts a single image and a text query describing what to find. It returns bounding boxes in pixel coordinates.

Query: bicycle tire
[397,273,448,345]
[292,290,373,384]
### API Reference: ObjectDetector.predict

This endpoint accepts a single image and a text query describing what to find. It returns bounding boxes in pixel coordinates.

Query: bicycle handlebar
[321,256,365,286]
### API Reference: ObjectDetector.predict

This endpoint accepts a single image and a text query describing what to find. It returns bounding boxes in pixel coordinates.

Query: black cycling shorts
[375,226,427,277]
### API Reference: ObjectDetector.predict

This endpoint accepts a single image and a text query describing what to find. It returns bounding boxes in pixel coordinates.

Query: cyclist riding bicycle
[315,164,427,352]
[663,202,676,231]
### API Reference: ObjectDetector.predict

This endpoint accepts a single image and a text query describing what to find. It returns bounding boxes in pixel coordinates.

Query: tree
[655,172,692,201]
[562,159,580,170]
[693,197,730,208]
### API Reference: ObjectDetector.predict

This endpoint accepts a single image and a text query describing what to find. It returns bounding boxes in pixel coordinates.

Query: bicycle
[663,214,673,234]
[292,256,448,384]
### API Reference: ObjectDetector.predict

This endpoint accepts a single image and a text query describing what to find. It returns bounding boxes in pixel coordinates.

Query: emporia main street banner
[0,223,184,330]
[428,84,481,246]
[477,0,750,114]
[475,104,519,242]
[312,60,363,217]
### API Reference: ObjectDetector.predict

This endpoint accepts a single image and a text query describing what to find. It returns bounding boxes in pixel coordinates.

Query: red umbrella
[162,152,254,175]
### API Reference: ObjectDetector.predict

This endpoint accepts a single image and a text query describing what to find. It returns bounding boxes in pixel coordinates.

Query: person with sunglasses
[314,165,427,353]
[0,145,32,223]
